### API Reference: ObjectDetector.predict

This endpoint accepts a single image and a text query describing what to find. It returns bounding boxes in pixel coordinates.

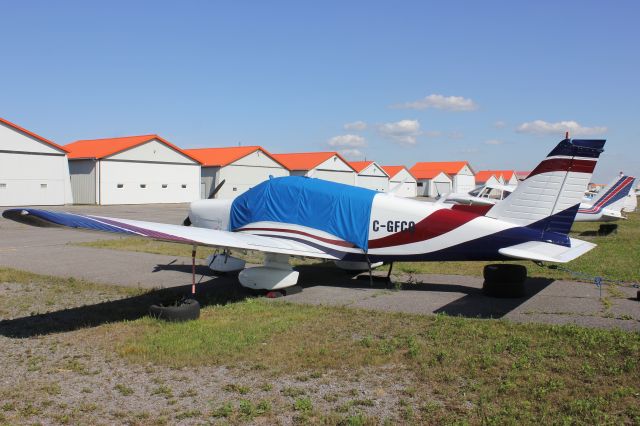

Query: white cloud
[392,94,478,111]
[344,121,367,131]
[494,120,507,129]
[424,130,442,138]
[485,139,504,145]
[339,148,363,159]
[516,120,607,136]
[327,134,366,148]
[377,119,421,145]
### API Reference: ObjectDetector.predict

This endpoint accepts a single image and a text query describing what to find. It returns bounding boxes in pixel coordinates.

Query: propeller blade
[208,179,226,199]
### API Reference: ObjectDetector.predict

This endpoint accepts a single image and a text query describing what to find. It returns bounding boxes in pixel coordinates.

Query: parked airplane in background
[440,183,516,206]
[3,138,606,293]
[576,175,636,222]
[442,174,635,223]
[622,184,637,213]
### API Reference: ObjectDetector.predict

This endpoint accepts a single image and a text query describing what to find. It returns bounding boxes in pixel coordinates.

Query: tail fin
[580,175,635,215]
[486,138,606,234]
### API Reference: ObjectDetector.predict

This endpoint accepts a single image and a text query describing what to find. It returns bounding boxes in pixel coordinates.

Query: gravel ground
[0,279,429,425]
[0,328,423,425]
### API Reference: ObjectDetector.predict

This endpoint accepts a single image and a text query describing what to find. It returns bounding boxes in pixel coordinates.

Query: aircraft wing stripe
[94,216,196,243]
[238,226,356,248]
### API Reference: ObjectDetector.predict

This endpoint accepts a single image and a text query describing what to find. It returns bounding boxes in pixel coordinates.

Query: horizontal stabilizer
[498,238,596,263]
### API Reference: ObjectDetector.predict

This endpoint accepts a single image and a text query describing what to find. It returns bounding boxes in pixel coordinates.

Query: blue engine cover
[229,176,376,251]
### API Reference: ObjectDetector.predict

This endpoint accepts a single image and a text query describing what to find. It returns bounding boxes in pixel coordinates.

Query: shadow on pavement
[0,274,248,339]
[433,277,554,318]
[0,262,556,338]
[296,264,556,319]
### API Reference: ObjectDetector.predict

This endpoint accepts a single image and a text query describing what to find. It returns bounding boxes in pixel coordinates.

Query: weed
[223,383,250,395]
[256,400,272,414]
[151,385,173,399]
[179,388,197,398]
[175,410,201,420]
[239,400,255,418]
[281,387,306,398]
[114,384,134,396]
[294,396,313,412]
[210,402,233,418]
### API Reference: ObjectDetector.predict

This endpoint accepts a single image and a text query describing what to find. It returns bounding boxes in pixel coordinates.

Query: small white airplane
[576,175,636,222]
[440,183,516,207]
[442,174,635,223]
[3,138,606,293]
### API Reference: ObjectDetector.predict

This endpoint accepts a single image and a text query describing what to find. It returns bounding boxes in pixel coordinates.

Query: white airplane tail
[486,138,606,234]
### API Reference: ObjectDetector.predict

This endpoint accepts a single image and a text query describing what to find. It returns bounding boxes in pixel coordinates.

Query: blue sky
[1,1,638,181]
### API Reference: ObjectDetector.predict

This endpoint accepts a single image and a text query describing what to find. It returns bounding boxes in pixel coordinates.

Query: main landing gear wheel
[482,264,527,298]
[265,285,303,298]
[149,298,201,322]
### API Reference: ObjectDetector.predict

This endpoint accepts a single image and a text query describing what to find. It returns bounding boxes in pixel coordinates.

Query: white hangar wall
[389,169,417,198]
[0,120,73,206]
[308,156,355,185]
[98,161,200,205]
[453,164,476,193]
[212,150,289,199]
[68,138,201,205]
[355,164,389,192]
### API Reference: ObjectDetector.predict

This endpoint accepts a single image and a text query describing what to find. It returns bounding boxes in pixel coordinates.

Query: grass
[0,267,144,318]
[102,298,640,424]
[74,210,640,283]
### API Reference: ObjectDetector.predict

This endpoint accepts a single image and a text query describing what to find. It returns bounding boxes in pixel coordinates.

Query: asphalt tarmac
[0,203,638,331]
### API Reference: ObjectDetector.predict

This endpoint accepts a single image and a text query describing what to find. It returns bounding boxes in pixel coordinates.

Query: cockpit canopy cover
[229,176,376,251]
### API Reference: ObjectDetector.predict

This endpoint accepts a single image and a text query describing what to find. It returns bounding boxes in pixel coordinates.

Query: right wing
[2,209,339,260]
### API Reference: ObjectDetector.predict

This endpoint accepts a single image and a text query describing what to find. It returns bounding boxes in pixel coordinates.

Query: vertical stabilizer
[486,139,606,233]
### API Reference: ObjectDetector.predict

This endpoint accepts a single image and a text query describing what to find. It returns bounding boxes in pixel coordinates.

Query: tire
[483,264,527,284]
[482,280,526,298]
[265,286,302,298]
[149,298,200,322]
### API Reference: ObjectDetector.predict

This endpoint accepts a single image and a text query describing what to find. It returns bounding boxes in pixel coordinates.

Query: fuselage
[188,193,558,263]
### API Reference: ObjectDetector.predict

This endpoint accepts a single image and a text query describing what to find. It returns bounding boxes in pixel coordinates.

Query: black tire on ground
[483,264,527,284]
[482,279,526,298]
[265,290,285,298]
[265,285,303,298]
[149,298,200,322]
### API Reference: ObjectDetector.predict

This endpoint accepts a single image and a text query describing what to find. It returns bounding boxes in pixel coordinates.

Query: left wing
[2,209,339,260]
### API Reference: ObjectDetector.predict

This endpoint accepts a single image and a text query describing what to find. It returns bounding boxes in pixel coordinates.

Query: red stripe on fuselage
[368,208,480,249]
[450,204,493,215]
[528,158,596,178]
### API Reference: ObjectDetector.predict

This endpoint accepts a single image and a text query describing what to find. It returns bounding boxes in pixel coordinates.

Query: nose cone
[187,199,233,230]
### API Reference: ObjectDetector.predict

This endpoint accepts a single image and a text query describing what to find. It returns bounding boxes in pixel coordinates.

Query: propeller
[182,179,226,226]
[208,179,226,199]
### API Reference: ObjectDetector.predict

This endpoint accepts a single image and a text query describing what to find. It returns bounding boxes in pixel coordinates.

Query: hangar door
[435,181,452,196]
[313,170,354,186]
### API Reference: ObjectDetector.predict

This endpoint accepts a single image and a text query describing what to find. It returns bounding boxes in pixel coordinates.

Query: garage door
[435,181,451,196]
